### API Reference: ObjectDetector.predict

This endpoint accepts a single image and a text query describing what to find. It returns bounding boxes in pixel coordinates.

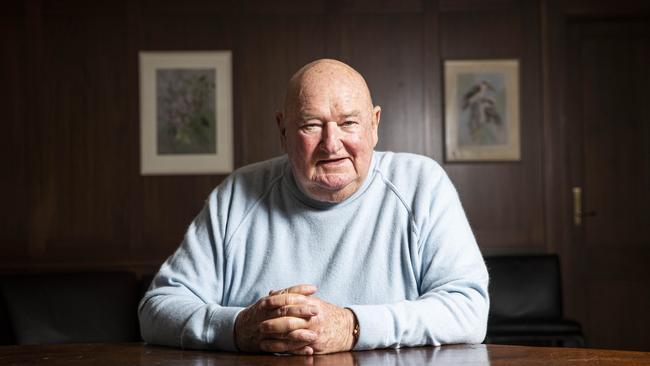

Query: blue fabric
[138,151,489,351]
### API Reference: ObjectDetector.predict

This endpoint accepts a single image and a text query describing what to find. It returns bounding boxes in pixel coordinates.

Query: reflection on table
[1,343,650,366]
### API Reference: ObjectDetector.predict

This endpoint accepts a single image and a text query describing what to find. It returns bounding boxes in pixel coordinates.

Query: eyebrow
[342,110,362,118]
[299,114,321,122]
[299,110,362,121]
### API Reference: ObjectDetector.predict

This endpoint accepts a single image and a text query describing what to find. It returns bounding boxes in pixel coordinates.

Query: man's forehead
[296,79,367,105]
[294,90,367,117]
[298,75,363,96]
[283,59,374,117]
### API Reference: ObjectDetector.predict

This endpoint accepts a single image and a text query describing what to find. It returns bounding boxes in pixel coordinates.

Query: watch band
[349,308,360,349]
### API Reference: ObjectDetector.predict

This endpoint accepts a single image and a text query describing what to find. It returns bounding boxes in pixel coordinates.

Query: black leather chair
[0,272,141,345]
[485,255,585,347]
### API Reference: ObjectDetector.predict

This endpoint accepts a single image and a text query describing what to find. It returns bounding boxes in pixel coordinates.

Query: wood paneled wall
[1,0,546,273]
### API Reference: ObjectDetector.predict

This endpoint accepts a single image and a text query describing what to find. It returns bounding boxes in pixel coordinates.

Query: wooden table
[1,343,649,365]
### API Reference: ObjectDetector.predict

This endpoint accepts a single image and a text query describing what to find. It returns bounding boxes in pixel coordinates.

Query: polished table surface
[1,343,650,366]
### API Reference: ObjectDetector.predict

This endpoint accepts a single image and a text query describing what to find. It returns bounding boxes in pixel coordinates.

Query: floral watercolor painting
[156,69,216,154]
[140,51,234,174]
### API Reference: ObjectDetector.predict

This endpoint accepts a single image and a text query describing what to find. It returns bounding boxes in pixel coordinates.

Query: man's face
[277,66,381,203]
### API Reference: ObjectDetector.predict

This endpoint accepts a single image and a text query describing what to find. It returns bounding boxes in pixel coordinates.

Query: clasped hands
[234,284,355,355]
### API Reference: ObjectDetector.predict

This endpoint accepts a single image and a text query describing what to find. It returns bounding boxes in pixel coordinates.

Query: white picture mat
[139,51,233,174]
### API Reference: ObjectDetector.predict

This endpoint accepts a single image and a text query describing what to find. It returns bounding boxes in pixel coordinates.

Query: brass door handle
[572,187,597,226]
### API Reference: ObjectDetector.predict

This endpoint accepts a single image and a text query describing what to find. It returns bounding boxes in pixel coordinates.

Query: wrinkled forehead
[299,78,364,106]
[284,62,373,116]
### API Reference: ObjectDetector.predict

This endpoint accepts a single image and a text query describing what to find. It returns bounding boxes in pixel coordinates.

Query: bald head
[281,59,374,118]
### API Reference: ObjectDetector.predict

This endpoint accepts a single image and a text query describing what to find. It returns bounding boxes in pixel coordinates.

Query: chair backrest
[485,255,563,321]
[0,272,140,345]
[0,292,16,345]
[139,273,155,302]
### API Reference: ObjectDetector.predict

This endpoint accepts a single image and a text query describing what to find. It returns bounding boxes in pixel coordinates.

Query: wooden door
[566,20,650,351]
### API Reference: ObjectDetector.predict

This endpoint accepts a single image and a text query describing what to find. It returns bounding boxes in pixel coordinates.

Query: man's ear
[371,105,381,146]
[275,111,287,151]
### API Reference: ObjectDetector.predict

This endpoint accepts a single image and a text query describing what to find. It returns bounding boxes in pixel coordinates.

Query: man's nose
[320,122,342,154]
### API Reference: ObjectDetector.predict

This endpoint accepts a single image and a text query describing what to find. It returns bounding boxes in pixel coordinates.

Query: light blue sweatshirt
[138,151,489,351]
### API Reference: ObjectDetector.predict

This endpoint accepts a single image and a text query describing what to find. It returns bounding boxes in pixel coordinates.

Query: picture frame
[139,51,233,175]
[444,59,520,162]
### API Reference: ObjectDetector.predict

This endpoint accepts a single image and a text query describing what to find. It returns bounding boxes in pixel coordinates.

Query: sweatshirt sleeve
[348,172,489,349]
[138,189,245,351]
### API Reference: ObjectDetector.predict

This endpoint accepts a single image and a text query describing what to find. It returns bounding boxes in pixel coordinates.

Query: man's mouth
[317,157,349,166]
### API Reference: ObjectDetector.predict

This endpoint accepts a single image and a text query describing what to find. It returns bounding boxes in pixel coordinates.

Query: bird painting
[460,79,504,145]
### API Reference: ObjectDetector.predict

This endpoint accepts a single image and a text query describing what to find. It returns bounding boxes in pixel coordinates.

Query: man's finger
[259,339,312,353]
[261,293,309,309]
[259,316,310,334]
[268,284,317,296]
[289,346,314,356]
[267,304,319,318]
[267,329,317,342]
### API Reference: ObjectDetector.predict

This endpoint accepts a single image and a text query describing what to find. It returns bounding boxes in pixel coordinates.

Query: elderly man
[139,59,489,355]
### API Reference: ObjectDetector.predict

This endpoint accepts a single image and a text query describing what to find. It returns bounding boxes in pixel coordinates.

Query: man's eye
[342,121,358,127]
[301,124,322,132]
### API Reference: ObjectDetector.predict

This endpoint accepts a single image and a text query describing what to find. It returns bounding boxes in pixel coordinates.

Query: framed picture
[444,59,520,162]
[139,51,233,175]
